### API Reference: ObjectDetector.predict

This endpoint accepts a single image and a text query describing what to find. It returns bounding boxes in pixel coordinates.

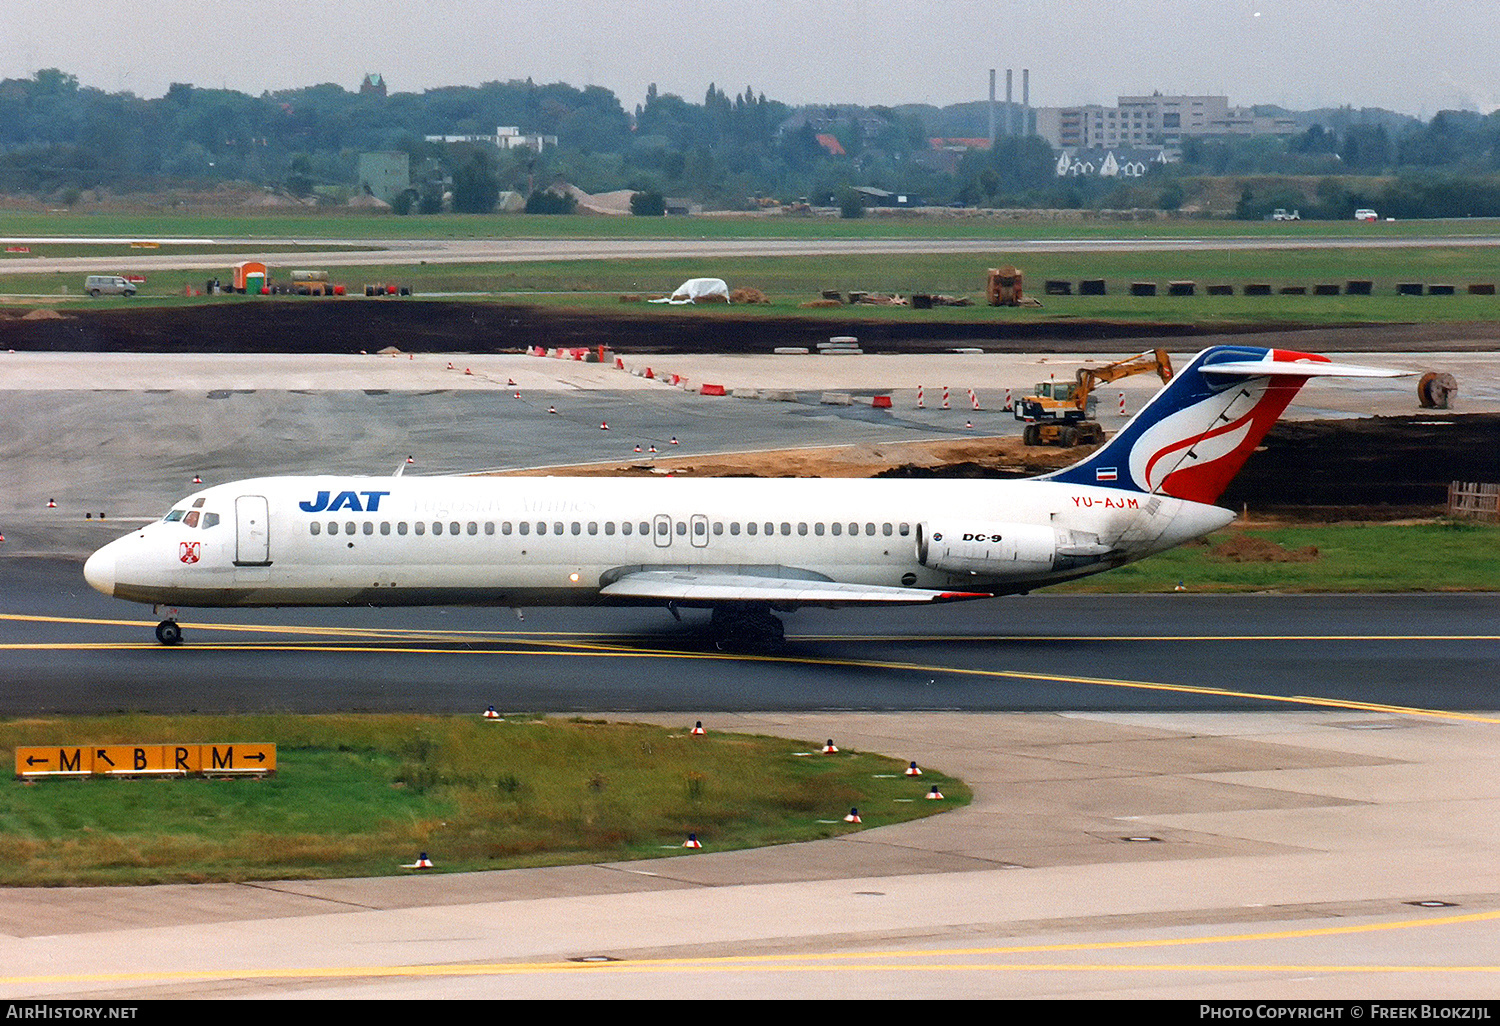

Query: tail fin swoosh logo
[1047,346,1342,506]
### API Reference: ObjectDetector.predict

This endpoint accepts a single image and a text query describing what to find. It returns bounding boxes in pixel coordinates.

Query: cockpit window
[202,512,220,529]
[191,498,206,509]
[163,510,187,522]
[184,510,200,528]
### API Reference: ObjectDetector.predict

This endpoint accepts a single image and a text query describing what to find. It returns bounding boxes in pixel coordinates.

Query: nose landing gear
[152,607,183,646]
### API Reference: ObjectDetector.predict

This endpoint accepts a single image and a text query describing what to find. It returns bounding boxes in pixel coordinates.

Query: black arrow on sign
[243,752,266,762]
[26,756,50,767]
[96,750,115,766]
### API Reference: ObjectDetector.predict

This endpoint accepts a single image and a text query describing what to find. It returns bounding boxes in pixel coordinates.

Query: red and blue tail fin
[1047,346,1400,506]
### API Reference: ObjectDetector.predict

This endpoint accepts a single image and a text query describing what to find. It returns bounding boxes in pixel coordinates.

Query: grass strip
[1055,521,1500,593]
[0,714,967,886]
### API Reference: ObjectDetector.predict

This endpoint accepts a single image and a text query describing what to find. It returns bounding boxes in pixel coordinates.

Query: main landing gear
[710,605,786,650]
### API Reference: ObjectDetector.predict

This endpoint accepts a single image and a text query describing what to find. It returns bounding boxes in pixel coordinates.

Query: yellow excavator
[1016,348,1175,446]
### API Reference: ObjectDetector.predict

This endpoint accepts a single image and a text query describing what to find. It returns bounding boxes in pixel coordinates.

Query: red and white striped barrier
[941,386,950,410]
[968,388,981,410]
[916,385,925,409]
[1003,388,1013,412]
[1118,391,1128,416]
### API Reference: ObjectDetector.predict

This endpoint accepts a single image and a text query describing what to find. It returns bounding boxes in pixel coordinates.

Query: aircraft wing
[599,570,989,606]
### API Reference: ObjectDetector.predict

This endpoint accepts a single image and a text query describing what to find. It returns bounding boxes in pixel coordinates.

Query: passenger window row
[307,520,912,539]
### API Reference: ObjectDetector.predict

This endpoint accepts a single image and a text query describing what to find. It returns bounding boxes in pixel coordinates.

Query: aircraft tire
[155,620,182,646]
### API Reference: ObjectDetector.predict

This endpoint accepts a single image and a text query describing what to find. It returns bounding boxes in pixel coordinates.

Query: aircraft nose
[83,546,116,597]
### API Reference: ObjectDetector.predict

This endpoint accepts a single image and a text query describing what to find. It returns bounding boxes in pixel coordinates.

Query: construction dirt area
[495,415,1500,520]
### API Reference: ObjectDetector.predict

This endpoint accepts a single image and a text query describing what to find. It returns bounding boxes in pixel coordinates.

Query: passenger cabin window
[415,522,425,536]
[398,522,408,535]
[310,522,321,535]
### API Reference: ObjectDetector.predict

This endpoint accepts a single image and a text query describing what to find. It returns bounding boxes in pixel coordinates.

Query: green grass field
[11,248,1500,327]
[0,714,967,886]
[3,208,1499,241]
[6,208,1500,325]
[1055,522,1500,594]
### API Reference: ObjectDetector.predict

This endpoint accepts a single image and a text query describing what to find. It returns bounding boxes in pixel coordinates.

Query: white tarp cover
[649,277,730,304]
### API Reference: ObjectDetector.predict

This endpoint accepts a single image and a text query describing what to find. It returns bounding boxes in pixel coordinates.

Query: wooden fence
[1448,481,1500,522]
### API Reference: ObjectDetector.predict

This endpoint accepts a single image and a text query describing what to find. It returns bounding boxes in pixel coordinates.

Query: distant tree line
[3,69,1500,217]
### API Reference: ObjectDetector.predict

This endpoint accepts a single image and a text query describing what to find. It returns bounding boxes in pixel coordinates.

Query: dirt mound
[1210,534,1320,562]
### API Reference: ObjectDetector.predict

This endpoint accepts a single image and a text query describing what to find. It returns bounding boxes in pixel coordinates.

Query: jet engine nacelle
[915,521,1061,577]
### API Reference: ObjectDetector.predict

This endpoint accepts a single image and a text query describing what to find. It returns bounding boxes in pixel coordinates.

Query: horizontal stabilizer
[601,570,988,606]
[1201,358,1406,378]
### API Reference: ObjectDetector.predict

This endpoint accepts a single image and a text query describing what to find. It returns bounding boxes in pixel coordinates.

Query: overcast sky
[8,0,1499,118]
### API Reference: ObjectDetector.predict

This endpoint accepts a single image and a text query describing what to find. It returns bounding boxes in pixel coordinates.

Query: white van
[85,275,136,297]
[1354,209,1378,222]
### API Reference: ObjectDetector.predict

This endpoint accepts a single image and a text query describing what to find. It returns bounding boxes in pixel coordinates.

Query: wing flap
[600,570,987,606]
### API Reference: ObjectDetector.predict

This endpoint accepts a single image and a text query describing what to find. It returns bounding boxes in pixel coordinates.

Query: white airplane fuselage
[82,474,1232,609]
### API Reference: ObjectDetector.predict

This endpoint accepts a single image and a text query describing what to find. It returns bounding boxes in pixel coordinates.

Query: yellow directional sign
[201,743,277,774]
[14,746,90,776]
[15,743,276,779]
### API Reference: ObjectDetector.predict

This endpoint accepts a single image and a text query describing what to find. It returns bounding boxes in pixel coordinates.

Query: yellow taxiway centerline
[6,907,1500,986]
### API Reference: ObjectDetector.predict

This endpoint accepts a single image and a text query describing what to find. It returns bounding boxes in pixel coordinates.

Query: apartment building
[1035,94,1297,158]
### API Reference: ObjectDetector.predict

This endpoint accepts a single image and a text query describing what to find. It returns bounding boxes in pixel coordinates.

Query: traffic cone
[634,444,642,453]
[406,456,414,466]
[483,705,501,720]
[926,786,944,800]
[447,362,455,370]
[965,420,973,430]
[403,852,434,869]
[822,739,838,754]
[600,421,609,430]
[0,533,6,543]
[514,391,521,399]
[670,436,679,445]
[844,807,861,823]
[683,833,702,849]
[464,367,473,376]
[905,761,922,776]
[46,499,55,508]
[547,405,558,415]
[1174,581,1187,592]
[192,475,202,484]
[508,378,517,386]
[691,721,705,735]
[648,444,658,454]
